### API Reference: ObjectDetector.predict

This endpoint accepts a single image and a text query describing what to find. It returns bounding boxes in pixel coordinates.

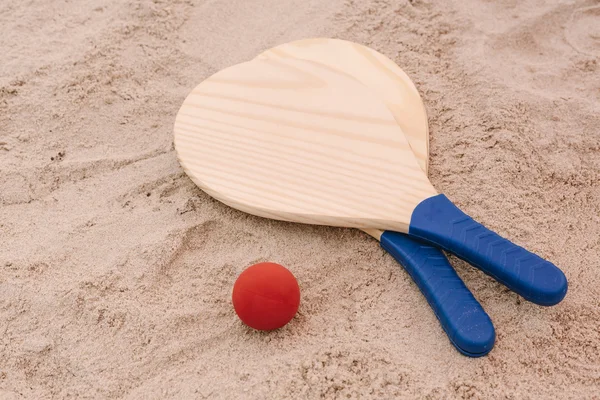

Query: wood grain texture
[256,38,429,175]
[174,58,437,232]
[256,38,430,240]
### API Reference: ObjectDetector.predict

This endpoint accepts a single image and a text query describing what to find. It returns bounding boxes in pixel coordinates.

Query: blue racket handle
[409,194,568,306]
[380,231,495,357]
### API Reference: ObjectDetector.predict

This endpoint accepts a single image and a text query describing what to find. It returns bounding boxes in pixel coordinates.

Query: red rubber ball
[232,262,300,331]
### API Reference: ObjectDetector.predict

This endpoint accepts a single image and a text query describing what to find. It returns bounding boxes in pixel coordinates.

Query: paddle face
[256,38,429,174]
[256,38,430,239]
[174,58,437,232]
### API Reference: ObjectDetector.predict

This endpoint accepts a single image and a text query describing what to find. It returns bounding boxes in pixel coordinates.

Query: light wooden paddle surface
[174,58,437,233]
[256,38,429,174]
[256,38,429,239]
[256,38,429,175]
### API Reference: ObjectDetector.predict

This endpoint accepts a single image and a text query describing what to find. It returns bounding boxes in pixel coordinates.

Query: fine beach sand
[1,0,600,398]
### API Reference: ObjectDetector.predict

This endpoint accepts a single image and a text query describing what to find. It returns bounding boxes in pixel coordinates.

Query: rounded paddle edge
[174,57,434,232]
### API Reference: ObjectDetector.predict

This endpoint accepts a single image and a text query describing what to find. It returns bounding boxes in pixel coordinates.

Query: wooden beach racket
[255,39,494,356]
[174,59,567,317]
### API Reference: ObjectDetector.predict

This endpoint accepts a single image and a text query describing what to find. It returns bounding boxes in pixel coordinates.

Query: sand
[1,0,599,398]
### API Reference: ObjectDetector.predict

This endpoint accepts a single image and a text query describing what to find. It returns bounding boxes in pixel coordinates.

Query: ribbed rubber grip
[380,231,495,357]
[409,194,568,306]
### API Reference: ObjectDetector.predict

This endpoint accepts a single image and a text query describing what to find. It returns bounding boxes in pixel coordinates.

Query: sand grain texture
[1,0,600,398]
